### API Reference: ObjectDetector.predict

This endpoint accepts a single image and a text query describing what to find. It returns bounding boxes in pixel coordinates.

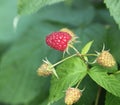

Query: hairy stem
[83,54,98,57]
[75,80,81,88]
[51,54,77,68]
[68,44,81,56]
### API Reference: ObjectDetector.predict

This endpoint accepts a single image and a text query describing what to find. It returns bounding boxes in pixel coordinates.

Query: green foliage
[106,26,120,63]
[0,23,61,104]
[105,92,120,105]
[0,0,17,42]
[76,76,98,105]
[38,4,95,27]
[1,0,120,105]
[49,57,87,104]
[78,24,107,51]
[81,41,93,61]
[18,0,64,15]
[104,0,120,28]
[88,66,120,97]
[81,41,93,55]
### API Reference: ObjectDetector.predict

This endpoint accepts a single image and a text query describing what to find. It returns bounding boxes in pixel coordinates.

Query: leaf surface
[104,0,120,28]
[105,92,120,105]
[49,57,87,104]
[88,66,120,97]
[18,0,64,15]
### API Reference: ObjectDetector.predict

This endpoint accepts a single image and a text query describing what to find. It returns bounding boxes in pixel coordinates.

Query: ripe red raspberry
[46,31,72,51]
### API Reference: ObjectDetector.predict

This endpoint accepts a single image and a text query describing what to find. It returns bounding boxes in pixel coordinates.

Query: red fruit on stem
[46,31,72,51]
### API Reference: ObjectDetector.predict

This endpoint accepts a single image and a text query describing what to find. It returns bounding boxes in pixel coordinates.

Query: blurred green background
[0,0,120,105]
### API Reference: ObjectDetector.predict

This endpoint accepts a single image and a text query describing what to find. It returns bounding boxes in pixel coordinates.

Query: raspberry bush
[0,0,120,105]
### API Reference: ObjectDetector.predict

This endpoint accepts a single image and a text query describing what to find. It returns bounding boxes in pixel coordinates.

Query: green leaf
[106,26,120,63]
[105,92,120,105]
[75,23,107,62]
[88,66,120,97]
[77,24,107,51]
[33,3,95,26]
[0,0,18,42]
[0,35,48,104]
[18,0,64,15]
[18,0,95,27]
[64,0,73,6]
[104,0,120,28]
[81,41,93,61]
[0,21,61,104]
[41,98,65,105]
[49,57,87,104]
[76,76,98,105]
[81,41,93,55]
[95,9,115,25]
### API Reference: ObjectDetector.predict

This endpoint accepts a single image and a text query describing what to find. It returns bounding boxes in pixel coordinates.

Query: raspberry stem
[95,86,102,105]
[68,44,99,64]
[75,80,82,88]
[68,44,81,56]
[50,44,98,69]
[75,76,87,88]
[83,54,98,57]
[51,54,77,68]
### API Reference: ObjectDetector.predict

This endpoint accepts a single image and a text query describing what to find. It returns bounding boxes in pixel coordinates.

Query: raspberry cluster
[37,28,117,105]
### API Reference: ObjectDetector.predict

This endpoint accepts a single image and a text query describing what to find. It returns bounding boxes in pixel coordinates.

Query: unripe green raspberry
[97,51,116,67]
[37,59,58,78]
[37,63,53,76]
[65,88,82,105]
